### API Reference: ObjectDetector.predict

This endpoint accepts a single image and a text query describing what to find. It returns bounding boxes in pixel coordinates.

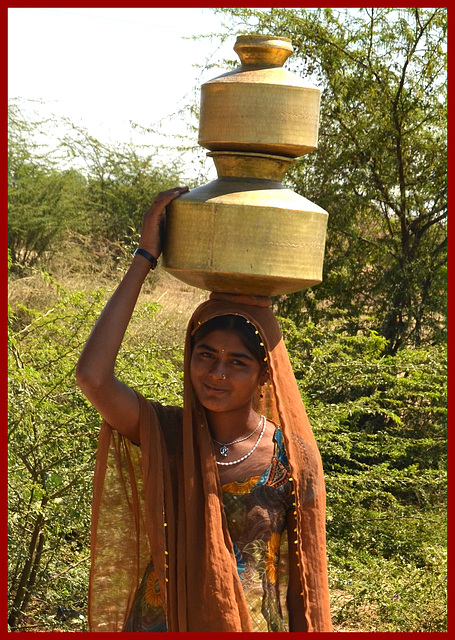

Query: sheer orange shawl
[88,293,332,632]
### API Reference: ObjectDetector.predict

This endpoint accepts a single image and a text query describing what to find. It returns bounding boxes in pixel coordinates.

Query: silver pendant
[220,445,229,457]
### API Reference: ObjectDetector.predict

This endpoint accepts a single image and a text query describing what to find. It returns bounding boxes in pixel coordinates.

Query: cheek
[189,357,198,381]
[240,369,262,392]
[189,356,207,384]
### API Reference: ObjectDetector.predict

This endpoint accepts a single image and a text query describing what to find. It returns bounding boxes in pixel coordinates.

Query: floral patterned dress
[123,428,294,632]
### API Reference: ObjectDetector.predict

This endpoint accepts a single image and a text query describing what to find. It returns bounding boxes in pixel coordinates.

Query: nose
[209,360,227,381]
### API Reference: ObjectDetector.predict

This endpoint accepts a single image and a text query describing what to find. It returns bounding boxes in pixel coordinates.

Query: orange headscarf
[88,293,332,632]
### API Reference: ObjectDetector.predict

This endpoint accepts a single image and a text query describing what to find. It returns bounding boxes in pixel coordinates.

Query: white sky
[8,7,241,173]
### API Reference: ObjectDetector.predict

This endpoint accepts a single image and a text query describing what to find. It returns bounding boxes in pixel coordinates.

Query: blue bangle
[133,247,158,269]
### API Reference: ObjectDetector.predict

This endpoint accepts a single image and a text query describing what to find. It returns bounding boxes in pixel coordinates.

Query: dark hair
[192,314,266,366]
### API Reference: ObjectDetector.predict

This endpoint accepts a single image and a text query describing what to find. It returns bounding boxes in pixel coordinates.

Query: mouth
[203,383,227,395]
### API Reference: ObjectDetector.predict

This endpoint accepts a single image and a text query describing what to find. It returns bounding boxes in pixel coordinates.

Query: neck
[206,406,260,443]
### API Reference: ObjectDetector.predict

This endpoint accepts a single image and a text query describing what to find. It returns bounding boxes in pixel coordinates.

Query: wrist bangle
[133,247,158,269]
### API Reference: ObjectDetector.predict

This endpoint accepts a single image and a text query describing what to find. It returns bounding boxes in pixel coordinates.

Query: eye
[201,351,214,359]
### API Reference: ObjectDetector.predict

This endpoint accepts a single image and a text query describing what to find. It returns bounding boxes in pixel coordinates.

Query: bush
[280,317,447,631]
[8,272,183,631]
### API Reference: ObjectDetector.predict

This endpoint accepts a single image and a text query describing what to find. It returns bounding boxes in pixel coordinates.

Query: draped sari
[88,293,332,632]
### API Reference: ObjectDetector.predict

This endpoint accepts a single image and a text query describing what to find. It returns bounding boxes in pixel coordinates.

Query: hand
[138,186,189,259]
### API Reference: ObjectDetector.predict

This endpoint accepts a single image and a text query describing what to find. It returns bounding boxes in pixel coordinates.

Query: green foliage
[8,274,183,631]
[280,316,447,631]
[8,162,88,266]
[328,541,446,632]
[59,125,184,242]
[8,279,102,631]
[8,101,89,267]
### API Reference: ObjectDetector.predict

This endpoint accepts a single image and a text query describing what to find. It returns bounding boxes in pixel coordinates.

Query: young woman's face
[190,329,266,414]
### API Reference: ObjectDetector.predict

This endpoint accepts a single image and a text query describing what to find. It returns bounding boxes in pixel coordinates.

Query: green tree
[8,283,102,631]
[8,163,88,267]
[59,123,185,242]
[8,101,89,267]
[215,8,447,352]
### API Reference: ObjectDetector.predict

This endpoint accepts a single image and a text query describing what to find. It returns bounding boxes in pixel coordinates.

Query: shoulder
[135,393,183,451]
[134,390,182,421]
[148,400,183,422]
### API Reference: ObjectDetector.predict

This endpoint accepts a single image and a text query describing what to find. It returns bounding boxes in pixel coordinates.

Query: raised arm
[76,186,189,443]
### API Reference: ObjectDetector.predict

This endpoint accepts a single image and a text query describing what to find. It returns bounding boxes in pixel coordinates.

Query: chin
[198,398,226,413]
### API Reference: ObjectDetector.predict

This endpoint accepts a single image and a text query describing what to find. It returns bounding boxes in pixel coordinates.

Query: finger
[158,186,189,205]
[155,186,188,201]
[144,187,189,221]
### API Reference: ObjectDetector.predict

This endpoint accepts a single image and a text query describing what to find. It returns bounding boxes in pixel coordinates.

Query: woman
[77,187,332,632]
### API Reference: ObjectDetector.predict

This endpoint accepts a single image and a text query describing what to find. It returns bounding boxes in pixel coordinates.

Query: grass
[9,233,210,349]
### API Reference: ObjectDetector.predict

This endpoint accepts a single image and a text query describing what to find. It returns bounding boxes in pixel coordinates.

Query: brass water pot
[198,35,322,157]
[162,152,328,296]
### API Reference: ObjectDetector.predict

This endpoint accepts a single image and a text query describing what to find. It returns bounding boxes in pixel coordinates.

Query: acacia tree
[215,8,447,352]
[8,101,89,267]
[8,100,186,268]
[58,123,185,242]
